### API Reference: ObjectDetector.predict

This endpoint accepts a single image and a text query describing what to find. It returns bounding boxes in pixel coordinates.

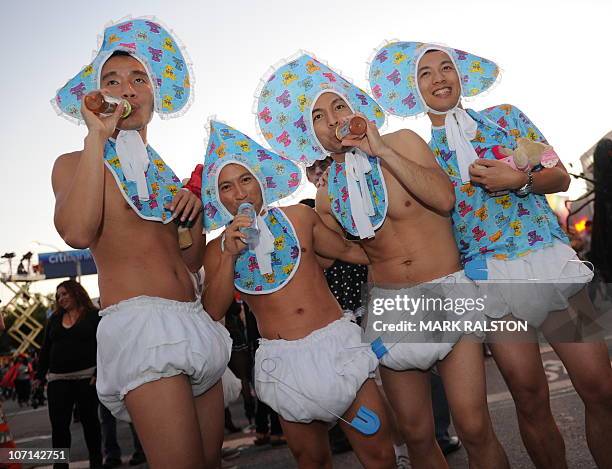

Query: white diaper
[254,317,377,424]
[365,270,485,371]
[222,368,242,408]
[96,296,232,422]
[478,241,594,328]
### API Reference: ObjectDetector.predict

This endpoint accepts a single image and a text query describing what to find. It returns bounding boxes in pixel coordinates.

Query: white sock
[394,443,408,458]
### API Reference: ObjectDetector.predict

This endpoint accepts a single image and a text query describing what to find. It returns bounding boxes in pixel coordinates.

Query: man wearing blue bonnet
[369,40,612,468]
[51,17,231,468]
[201,120,396,468]
[258,52,509,468]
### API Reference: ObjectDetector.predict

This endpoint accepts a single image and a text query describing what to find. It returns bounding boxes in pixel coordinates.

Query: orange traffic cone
[0,404,21,469]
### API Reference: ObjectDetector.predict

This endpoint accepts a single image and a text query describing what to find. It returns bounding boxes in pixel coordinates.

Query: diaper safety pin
[260,358,381,435]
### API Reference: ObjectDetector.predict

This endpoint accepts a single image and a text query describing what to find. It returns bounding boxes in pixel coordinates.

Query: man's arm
[180,165,206,272]
[470,104,571,194]
[52,139,106,248]
[314,183,345,236]
[181,222,206,273]
[379,130,455,212]
[167,187,205,272]
[52,97,125,248]
[470,104,570,194]
[469,159,570,194]
[202,237,237,320]
[314,186,345,268]
[201,214,251,320]
[530,161,570,193]
[306,206,369,265]
[316,255,335,270]
[342,119,455,213]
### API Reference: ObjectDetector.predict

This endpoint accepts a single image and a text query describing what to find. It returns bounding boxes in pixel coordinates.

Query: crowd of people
[1,282,146,469]
[1,354,37,408]
[30,15,612,469]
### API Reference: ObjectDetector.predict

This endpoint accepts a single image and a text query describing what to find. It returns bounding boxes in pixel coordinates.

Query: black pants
[255,399,282,436]
[99,402,143,460]
[228,349,255,422]
[14,379,31,405]
[47,379,102,469]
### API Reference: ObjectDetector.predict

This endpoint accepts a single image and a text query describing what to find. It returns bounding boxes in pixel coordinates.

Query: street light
[32,241,82,283]
[1,253,16,275]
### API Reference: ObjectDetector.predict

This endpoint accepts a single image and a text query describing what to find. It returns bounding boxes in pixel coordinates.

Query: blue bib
[234,208,301,294]
[104,140,181,223]
[327,154,388,237]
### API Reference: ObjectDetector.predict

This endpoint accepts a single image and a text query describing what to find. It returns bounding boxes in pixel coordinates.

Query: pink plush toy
[492,137,560,171]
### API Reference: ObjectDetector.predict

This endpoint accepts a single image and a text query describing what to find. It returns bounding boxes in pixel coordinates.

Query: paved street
[218,341,611,469]
[5,337,610,469]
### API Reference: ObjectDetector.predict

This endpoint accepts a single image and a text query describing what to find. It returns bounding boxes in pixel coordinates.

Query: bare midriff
[363,213,461,285]
[92,167,195,309]
[337,159,461,286]
[241,207,344,341]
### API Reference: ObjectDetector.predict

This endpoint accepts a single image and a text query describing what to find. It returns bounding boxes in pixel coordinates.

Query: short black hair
[299,198,315,208]
[109,50,133,58]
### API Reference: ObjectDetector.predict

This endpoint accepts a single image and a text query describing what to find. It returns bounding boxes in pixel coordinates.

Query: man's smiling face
[417,50,461,113]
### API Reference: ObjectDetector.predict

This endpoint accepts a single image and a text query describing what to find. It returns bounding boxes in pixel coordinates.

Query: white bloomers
[366,269,485,371]
[96,296,232,422]
[479,241,594,328]
[254,316,378,424]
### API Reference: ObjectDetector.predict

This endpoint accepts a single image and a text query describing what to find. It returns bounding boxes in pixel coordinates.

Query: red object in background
[0,405,21,469]
[183,164,203,199]
[0,366,17,389]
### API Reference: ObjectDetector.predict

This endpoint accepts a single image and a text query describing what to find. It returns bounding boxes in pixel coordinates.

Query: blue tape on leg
[371,337,389,359]
[465,258,488,280]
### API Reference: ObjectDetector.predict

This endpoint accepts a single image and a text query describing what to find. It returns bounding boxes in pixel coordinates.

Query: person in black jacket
[589,138,612,281]
[36,280,103,469]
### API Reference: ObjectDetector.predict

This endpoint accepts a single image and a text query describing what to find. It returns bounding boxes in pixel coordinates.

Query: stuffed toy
[492,137,560,171]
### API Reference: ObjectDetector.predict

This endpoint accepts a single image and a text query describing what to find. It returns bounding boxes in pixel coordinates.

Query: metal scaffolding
[1,273,49,354]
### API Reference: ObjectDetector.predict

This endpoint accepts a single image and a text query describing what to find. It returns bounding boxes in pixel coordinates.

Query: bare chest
[379,164,428,221]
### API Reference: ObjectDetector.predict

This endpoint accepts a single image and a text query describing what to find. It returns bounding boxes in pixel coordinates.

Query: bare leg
[194,380,225,469]
[379,366,448,469]
[279,417,333,469]
[338,378,396,468]
[437,339,509,469]
[489,330,568,469]
[375,376,406,444]
[124,375,205,469]
[546,337,612,468]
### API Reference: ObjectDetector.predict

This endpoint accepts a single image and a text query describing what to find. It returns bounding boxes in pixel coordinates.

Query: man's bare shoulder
[54,150,83,166]
[52,151,83,178]
[382,128,425,149]
[381,129,436,166]
[279,204,317,230]
[52,151,82,193]
[281,203,315,220]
